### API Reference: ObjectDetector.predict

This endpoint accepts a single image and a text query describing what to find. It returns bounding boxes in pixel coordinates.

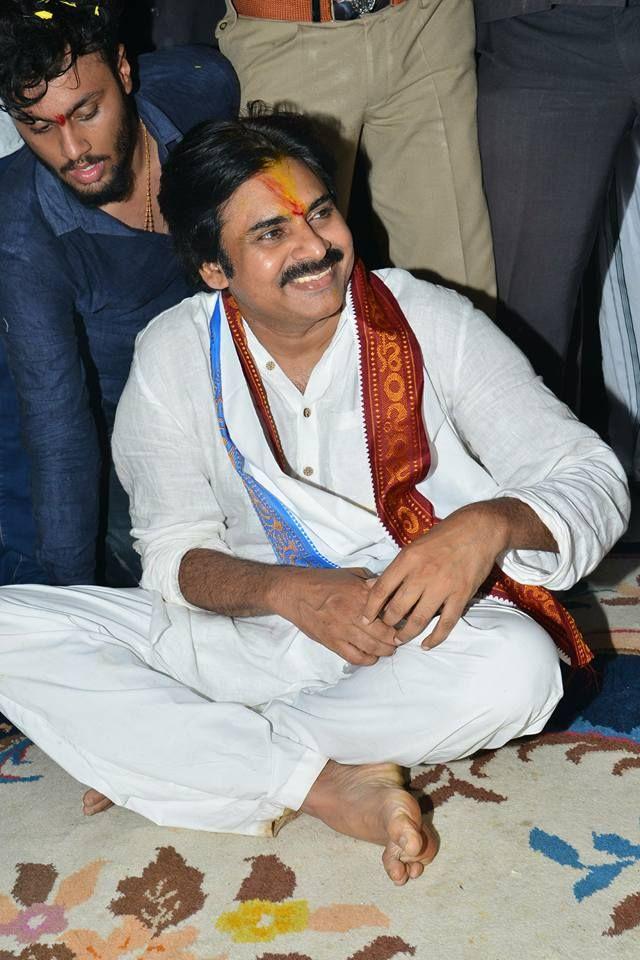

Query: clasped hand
[362,503,510,649]
[281,504,510,664]
[282,567,399,666]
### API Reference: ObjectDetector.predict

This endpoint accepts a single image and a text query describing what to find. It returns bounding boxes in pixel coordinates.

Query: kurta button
[266,361,276,371]
[219,19,228,29]
[303,407,311,418]
[303,466,314,477]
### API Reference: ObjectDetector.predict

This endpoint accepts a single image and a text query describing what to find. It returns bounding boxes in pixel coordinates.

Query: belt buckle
[352,0,377,13]
[331,0,378,21]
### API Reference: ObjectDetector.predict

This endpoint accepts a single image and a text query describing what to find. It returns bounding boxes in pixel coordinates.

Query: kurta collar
[242,295,354,404]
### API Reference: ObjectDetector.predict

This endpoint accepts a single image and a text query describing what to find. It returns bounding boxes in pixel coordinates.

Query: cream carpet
[1,551,639,960]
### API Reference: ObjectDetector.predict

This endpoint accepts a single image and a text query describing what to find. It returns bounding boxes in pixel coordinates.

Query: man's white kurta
[111,269,629,706]
[0,270,628,836]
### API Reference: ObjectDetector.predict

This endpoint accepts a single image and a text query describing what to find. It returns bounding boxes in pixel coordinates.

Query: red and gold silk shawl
[222,261,591,669]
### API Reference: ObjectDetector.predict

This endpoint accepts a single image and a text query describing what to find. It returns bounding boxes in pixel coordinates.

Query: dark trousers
[477,6,640,398]
[149,0,227,48]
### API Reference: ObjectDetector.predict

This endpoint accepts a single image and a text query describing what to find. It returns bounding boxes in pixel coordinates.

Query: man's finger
[397,598,440,642]
[341,642,378,666]
[379,581,424,628]
[362,565,405,622]
[349,624,398,657]
[359,615,399,648]
[420,596,467,650]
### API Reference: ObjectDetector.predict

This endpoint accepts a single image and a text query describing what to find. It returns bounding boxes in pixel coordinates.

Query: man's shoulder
[374,267,475,330]
[0,149,51,252]
[138,45,240,134]
[372,268,491,388]
[134,290,215,364]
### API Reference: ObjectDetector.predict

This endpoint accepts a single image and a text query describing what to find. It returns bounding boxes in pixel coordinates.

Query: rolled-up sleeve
[112,337,232,606]
[442,295,629,589]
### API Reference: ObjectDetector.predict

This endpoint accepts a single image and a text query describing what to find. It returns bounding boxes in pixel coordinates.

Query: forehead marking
[260,163,307,218]
[54,114,67,126]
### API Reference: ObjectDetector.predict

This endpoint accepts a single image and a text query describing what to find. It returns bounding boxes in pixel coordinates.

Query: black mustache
[279,247,344,288]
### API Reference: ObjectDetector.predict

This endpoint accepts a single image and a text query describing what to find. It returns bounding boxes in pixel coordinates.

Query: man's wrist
[178,548,297,617]
[263,564,305,620]
[480,499,513,553]
[452,499,512,555]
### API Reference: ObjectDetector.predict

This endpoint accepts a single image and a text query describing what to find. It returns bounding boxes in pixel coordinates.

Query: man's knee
[472,609,562,736]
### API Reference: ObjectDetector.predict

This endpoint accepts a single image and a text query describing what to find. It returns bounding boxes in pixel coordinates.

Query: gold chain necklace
[141,122,155,233]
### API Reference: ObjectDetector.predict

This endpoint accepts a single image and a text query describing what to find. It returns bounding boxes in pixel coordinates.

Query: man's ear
[200,261,230,291]
[116,44,133,95]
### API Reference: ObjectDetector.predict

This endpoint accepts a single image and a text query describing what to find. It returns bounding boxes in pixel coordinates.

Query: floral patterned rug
[1,549,640,960]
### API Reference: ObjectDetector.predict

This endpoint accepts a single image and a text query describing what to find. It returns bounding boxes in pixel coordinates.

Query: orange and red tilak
[260,161,307,217]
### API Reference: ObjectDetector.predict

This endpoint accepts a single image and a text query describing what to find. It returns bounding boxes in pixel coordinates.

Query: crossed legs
[0,585,560,883]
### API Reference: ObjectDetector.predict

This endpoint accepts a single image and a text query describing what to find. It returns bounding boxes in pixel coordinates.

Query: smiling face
[200,157,355,338]
[13,48,139,206]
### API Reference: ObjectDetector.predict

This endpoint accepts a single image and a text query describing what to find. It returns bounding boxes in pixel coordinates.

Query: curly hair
[0,0,123,119]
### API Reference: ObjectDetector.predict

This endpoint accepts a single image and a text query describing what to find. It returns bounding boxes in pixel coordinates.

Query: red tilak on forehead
[54,114,66,126]
[260,170,306,217]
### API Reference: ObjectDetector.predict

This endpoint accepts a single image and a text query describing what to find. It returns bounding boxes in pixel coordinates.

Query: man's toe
[82,789,113,816]
[382,844,410,884]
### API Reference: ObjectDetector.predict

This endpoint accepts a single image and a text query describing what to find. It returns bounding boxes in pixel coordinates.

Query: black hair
[159,104,338,284]
[0,0,123,119]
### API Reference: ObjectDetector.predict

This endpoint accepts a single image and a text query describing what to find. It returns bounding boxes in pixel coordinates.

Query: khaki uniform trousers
[216,0,496,309]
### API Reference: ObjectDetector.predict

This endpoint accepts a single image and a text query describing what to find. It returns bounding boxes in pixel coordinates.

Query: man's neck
[101,124,167,234]
[244,312,341,394]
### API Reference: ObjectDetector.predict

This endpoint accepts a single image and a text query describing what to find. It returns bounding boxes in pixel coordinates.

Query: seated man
[0,0,238,586]
[0,112,628,885]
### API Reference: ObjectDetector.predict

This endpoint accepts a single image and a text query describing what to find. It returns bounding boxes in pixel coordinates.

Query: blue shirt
[0,46,239,585]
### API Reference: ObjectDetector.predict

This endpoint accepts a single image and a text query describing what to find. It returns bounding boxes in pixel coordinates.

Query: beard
[59,92,139,207]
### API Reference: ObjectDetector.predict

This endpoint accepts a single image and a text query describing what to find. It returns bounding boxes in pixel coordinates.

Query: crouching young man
[0,111,628,884]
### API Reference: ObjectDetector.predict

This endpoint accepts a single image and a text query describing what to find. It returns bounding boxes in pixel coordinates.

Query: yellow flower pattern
[215,898,309,944]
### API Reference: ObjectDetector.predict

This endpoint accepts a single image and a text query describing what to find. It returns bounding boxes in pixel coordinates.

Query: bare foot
[82,788,113,817]
[301,761,438,885]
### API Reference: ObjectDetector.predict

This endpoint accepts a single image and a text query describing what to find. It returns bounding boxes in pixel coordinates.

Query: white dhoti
[0,584,561,836]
